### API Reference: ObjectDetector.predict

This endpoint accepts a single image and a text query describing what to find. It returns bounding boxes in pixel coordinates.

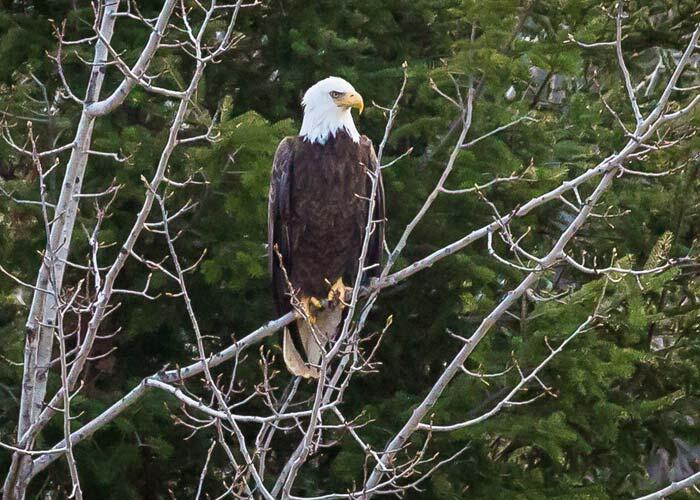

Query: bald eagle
[268,77,385,378]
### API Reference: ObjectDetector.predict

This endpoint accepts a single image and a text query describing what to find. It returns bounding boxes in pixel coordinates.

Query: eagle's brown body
[268,130,384,377]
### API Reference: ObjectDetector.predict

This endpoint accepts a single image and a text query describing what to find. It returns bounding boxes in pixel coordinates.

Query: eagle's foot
[328,278,351,307]
[299,297,318,324]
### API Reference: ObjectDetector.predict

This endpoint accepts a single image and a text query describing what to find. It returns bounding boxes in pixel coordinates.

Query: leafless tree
[1,1,699,498]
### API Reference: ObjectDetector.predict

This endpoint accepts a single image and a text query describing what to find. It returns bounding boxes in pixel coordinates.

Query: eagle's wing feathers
[269,137,320,378]
[268,137,295,316]
[365,138,385,277]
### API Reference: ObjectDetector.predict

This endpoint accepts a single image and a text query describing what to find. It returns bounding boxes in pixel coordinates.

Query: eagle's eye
[329,91,343,99]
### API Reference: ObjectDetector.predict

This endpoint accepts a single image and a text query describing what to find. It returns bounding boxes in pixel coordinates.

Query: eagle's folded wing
[268,137,295,316]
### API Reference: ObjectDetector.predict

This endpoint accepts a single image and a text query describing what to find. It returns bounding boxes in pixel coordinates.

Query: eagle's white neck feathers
[299,76,360,145]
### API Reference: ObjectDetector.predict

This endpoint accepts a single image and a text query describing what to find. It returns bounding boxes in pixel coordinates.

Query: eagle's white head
[299,76,364,145]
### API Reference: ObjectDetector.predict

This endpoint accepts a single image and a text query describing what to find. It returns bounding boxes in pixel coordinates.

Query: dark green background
[1,1,699,497]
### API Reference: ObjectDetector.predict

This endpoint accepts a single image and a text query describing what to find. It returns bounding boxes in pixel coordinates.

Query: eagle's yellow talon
[328,277,350,306]
[310,297,323,310]
[300,298,317,324]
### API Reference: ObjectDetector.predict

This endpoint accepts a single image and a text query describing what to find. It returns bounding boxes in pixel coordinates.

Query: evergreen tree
[0,0,699,497]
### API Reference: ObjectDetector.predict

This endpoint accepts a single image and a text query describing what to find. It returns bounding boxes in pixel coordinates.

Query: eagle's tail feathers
[284,303,343,379]
[283,327,318,379]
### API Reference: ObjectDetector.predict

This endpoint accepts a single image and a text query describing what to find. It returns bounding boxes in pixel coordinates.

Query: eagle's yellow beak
[334,91,364,114]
